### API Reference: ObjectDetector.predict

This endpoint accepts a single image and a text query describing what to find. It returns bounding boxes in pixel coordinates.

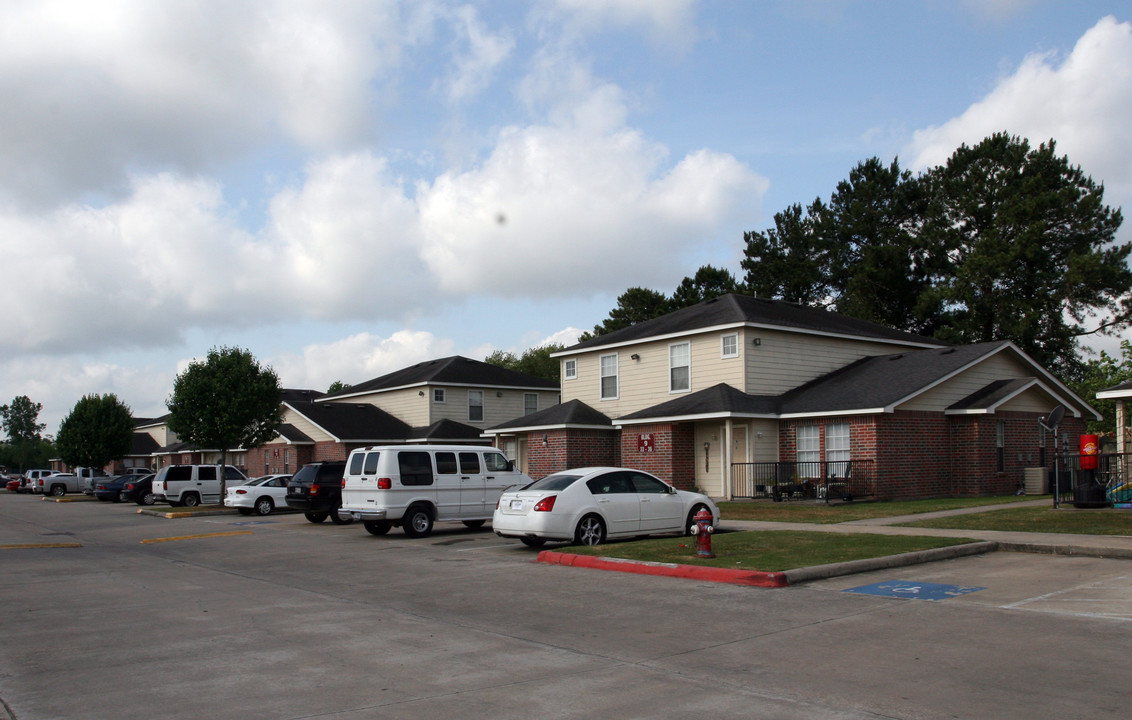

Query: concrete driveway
[1,493,1129,720]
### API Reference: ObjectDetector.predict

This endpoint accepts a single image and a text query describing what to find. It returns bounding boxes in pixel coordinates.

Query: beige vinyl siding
[139,424,172,446]
[899,352,1038,412]
[750,420,779,462]
[427,388,559,428]
[343,388,431,426]
[281,407,336,443]
[564,332,746,418]
[999,386,1055,414]
[745,329,925,395]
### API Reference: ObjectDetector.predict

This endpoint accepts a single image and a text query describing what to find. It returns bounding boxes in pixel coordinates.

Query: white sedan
[224,475,292,516]
[492,467,719,548]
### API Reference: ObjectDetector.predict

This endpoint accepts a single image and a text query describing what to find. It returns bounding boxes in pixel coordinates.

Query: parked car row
[8,448,721,547]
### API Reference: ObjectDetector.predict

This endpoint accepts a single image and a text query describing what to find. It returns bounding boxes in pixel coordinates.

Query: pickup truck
[35,473,82,496]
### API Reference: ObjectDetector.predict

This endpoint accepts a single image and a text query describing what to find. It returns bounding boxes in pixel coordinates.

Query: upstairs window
[433,388,445,403]
[670,342,690,392]
[524,393,538,415]
[564,358,577,380]
[721,333,738,358]
[600,354,618,400]
[468,390,484,422]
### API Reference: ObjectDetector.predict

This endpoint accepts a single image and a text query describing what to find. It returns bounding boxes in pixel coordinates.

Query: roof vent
[888,354,904,361]
[939,348,956,355]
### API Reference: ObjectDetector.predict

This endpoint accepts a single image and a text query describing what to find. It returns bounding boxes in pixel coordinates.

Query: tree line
[585,132,1129,387]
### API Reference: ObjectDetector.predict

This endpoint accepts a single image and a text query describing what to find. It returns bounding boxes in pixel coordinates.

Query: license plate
[509,499,523,510]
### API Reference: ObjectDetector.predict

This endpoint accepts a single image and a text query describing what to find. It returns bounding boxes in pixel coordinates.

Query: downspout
[724,418,734,501]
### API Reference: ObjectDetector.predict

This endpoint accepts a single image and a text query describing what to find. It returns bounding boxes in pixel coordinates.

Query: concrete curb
[136,507,234,519]
[995,541,1132,561]
[536,550,788,587]
[537,540,998,588]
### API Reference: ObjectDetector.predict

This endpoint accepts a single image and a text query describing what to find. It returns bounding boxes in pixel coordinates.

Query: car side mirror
[506,460,515,472]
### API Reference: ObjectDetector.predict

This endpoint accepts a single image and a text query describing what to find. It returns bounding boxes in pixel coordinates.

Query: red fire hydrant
[690,507,715,558]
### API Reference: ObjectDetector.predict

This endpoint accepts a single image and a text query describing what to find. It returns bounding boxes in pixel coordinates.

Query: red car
[5,478,20,492]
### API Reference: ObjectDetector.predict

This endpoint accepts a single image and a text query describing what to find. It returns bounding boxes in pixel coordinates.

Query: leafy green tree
[671,265,739,309]
[55,394,134,472]
[0,395,48,471]
[822,157,938,334]
[0,395,46,443]
[326,380,351,394]
[485,344,565,383]
[1071,341,1132,436]
[921,133,1128,378]
[580,287,672,341]
[166,347,283,497]
[740,200,835,307]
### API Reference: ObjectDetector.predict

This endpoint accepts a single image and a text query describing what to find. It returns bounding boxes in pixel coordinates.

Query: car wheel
[574,514,606,546]
[329,500,353,525]
[254,497,274,516]
[138,492,156,506]
[304,512,328,523]
[364,520,391,536]
[402,505,434,538]
[237,507,253,516]
[115,492,126,503]
[181,493,200,508]
[685,504,711,536]
[461,519,486,529]
[519,537,547,548]
[51,485,65,497]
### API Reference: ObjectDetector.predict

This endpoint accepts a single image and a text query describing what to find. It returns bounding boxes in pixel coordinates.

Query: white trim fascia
[778,407,890,420]
[552,321,943,357]
[315,381,557,402]
[1096,388,1132,400]
[942,378,1041,416]
[996,341,1098,420]
[615,412,779,426]
[281,402,343,443]
[482,423,614,435]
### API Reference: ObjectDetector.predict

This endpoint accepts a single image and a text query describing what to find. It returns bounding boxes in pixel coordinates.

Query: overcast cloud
[1,2,1129,433]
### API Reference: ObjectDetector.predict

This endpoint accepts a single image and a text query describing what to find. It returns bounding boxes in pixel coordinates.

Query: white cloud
[270,330,454,391]
[441,4,515,103]
[0,0,401,207]
[416,112,766,298]
[907,16,1132,198]
[552,0,696,46]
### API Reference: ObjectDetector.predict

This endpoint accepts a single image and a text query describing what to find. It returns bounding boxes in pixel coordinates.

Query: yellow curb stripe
[0,543,83,549]
[140,530,253,544]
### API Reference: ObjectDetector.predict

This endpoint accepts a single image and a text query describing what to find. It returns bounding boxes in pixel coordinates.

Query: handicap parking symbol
[843,580,985,601]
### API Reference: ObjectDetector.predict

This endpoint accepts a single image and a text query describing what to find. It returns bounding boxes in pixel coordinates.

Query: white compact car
[492,467,719,547]
[224,474,292,516]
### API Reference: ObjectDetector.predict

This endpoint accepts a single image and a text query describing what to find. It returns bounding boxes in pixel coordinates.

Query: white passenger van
[340,445,531,538]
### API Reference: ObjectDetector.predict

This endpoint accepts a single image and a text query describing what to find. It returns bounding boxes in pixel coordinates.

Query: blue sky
[2,1,1131,434]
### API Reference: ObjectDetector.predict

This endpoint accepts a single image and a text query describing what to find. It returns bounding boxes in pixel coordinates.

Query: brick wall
[525,429,619,479]
[619,423,696,490]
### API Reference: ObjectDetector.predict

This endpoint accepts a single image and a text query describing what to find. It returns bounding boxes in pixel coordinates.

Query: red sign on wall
[638,433,655,453]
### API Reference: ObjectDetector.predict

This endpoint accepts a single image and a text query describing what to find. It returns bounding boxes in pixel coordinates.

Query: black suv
[285,461,351,524]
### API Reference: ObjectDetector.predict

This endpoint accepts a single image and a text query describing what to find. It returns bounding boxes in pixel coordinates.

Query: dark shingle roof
[129,432,161,455]
[563,294,943,352]
[407,419,489,443]
[275,423,314,444]
[778,343,1007,415]
[320,356,557,401]
[947,378,1036,412]
[617,384,780,422]
[285,399,411,442]
[488,399,613,432]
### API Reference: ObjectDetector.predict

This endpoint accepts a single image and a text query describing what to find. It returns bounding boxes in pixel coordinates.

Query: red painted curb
[536,550,789,587]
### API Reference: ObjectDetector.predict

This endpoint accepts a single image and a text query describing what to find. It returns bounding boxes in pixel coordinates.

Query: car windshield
[523,474,581,491]
[244,477,271,486]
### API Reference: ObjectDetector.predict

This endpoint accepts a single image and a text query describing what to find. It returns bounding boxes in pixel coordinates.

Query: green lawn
[559,531,978,572]
[718,494,1038,524]
[900,506,1132,535]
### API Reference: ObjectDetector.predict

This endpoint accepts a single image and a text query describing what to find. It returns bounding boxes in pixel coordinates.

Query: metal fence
[730,459,877,503]
[1051,452,1132,508]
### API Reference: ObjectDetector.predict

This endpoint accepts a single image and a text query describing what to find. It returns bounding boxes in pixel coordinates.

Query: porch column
[1117,400,1126,457]
[724,419,734,501]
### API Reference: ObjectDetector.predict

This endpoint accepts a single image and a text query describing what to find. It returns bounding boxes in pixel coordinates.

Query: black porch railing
[730,459,877,503]
[1051,452,1132,508]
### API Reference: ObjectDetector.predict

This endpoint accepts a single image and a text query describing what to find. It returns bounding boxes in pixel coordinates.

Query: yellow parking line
[140,530,253,544]
[0,543,82,549]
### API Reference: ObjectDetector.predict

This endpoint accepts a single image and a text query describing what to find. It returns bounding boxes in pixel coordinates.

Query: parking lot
[2,492,1131,720]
